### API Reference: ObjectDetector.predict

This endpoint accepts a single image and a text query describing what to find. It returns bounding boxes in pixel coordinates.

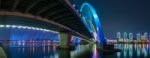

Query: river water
[2,44,150,58]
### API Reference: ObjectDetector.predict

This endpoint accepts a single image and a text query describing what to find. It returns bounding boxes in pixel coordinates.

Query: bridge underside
[0,0,92,38]
[0,14,87,47]
[0,0,94,48]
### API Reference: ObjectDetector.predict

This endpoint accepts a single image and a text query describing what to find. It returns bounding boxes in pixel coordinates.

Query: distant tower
[117,32,121,42]
[137,33,141,40]
[124,32,128,42]
[117,32,121,39]
[144,32,148,40]
[129,33,133,40]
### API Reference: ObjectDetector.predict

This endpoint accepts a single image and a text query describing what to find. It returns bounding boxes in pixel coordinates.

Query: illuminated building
[117,32,121,41]
[117,32,121,39]
[144,32,148,39]
[141,35,145,40]
[124,32,128,41]
[137,33,141,40]
[129,33,133,40]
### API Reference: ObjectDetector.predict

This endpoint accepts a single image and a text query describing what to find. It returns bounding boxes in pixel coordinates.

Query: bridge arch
[80,2,106,44]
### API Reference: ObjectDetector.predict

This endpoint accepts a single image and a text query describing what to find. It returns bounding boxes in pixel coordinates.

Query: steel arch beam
[80,2,106,44]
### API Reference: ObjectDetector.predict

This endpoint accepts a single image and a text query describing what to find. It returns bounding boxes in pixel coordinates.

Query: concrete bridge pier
[59,31,72,49]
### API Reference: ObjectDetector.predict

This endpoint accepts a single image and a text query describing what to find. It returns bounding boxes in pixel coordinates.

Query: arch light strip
[80,2,106,44]
[0,24,59,34]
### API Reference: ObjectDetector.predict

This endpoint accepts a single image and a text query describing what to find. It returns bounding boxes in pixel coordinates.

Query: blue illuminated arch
[80,2,106,44]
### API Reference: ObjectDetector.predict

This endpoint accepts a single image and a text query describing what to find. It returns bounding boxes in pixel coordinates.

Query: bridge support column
[59,32,72,49]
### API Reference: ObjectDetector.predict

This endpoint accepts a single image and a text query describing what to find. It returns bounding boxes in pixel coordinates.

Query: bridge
[0,0,106,48]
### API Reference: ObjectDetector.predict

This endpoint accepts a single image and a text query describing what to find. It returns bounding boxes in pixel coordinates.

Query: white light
[22,26,27,29]
[73,4,76,7]
[0,24,59,34]
[40,28,44,31]
[47,30,50,32]
[35,28,40,30]
[43,29,48,32]
[31,27,34,30]
[27,27,32,29]
[39,28,43,31]
[33,27,36,30]
[48,30,51,32]
[0,25,5,27]
[6,25,11,28]
[12,25,17,28]
[17,26,23,29]
[93,14,98,18]
[46,30,50,32]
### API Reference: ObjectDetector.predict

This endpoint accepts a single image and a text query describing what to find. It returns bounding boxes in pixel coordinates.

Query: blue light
[71,36,82,44]
[80,2,106,44]
[0,24,60,42]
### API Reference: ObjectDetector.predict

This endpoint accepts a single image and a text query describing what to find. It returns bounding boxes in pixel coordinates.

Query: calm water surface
[3,44,150,58]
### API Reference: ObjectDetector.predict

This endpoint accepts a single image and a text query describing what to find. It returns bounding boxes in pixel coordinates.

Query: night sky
[71,0,150,38]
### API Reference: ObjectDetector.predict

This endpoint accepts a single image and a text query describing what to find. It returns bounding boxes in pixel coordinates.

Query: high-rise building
[137,33,141,40]
[117,32,121,42]
[117,32,121,39]
[124,32,128,41]
[144,32,148,39]
[129,33,133,40]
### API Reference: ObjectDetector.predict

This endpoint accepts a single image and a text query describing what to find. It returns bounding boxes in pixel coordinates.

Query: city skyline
[72,0,150,37]
[115,32,150,39]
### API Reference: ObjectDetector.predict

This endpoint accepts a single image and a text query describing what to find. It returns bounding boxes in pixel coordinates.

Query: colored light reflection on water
[92,45,98,58]
[6,46,59,58]
[2,44,150,58]
[115,44,150,58]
